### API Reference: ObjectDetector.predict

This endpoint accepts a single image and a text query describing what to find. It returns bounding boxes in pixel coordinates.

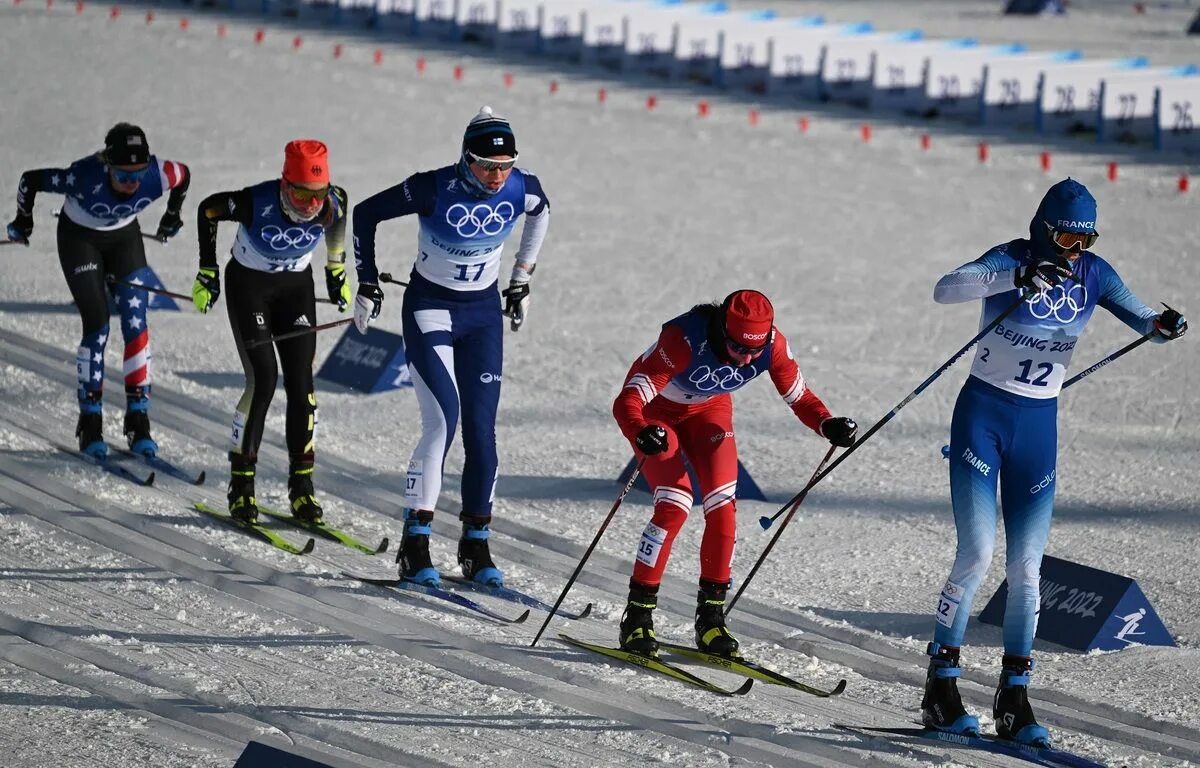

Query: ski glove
[635,424,672,457]
[154,209,183,242]
[6,211,33,244]
[502,263,532,331]
[1015,256,1072,292]
[325,263,351,312]
[354,283,383,334]
[820,416,858,448]
[1154,308,1188,341]
[192,267,220,313]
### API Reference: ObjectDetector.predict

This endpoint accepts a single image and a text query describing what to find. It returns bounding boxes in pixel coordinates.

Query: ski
[193,501,315,556]
[840,725,1108,768]
[258,505,388,556]
[345,574,531,624]
[56,444,155,487]
[657,641,847,697]
[120,450,205,485]
[558,634,754,697]
[445,576,593,620]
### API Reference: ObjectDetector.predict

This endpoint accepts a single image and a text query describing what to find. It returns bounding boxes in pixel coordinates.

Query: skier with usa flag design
[921,179,1187,748]
[352,106,550,590]
[6,123,190,460]
[612,290,858,659]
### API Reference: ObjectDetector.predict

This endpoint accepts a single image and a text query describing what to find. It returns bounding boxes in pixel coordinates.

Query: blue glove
[6,212,33,244]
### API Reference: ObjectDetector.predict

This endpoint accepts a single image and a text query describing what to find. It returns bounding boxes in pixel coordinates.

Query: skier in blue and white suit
[920,179,1187,747]
[352,106,550,589]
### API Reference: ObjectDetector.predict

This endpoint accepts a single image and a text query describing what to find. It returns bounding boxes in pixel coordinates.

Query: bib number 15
[1015,359,1053,386]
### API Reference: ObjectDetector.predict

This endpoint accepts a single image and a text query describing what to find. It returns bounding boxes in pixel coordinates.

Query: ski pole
[52,209,165,244]
[246,317,354,348]
[729,444,837,615]
[530,458,646,648]
[0,240,24,247]
[378,272,409,287]
[1062,302,1177,390]
[759,288,1034,533]
[107,277,192,302]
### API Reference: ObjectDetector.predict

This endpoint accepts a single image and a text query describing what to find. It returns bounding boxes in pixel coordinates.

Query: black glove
[6,211,33,244]
[502,281,530,331]
[635,424,670,456]
[820,416,858,448]
[1154,308,1187,341]
[154,209,183,242]
[1015,256,1072,292]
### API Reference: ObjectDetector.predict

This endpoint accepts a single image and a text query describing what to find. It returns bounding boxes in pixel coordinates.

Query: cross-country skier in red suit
[612,289,858,658]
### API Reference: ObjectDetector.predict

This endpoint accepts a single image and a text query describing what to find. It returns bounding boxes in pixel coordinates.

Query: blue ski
[56,444,154,487]
[121,450,205,485]
[445,575,593,620]
[841,725,1108,768]
[345,573,530,624]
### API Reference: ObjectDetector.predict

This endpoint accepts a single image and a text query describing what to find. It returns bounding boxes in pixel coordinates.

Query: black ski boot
[287,468,324,524]
[399,509,440,587]
[618,583,660,657]
[227,461,258,525]
[994,655,1050,747]
[124,389,157,457]
[921,643,981,735]
[457,514,503,587]
[76,392,107,459]
[695,579,741,659]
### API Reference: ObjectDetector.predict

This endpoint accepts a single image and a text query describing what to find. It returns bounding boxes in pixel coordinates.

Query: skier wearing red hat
[612,289,858,658]
[190,139,350,526]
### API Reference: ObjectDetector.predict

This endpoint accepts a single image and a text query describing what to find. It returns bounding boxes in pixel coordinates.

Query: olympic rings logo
[1027,284,1088,324]
[260,225,323,251]
[88,197,153,219]
[446,201,515,238]
[688,365,749,392]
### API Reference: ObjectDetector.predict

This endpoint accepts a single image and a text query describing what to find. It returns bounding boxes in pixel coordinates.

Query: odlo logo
[1030,470,1055,495]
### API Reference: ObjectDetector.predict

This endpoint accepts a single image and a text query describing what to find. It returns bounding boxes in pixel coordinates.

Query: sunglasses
[467,151,517,172]
[110,166,149,184]
[1045,223,1098,253]
[725,337,768,358]
[287,183,331,204]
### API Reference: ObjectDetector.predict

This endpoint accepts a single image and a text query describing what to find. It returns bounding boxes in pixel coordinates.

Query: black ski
[658,641,847,697]
[193,501,315,556]
[345,573,530,624]
[445,576,593,620]
[121,450,205,485]
[840,725,1108,768]
[558,634,754,696]
[56,444,154,487]
[258,505,388,556]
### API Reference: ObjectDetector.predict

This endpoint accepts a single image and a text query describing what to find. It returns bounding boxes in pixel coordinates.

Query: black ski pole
[379,272,409,287]
[246,317,353,348]
[1062,302,1178,390]
[107,276,191,302]
[530,458,645,647]
[728,444,836,615]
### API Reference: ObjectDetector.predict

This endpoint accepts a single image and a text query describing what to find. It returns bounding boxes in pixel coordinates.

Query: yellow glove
[325,263,351,312]
[193,267,220,313]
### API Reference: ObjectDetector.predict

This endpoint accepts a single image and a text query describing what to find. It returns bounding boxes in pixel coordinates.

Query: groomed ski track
[2,326,1196,767]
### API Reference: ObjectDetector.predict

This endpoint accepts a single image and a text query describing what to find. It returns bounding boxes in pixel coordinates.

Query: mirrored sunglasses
[725,337,767,358]
[110,166,149,184]
[1046,223,1098,252]
[287,183,331,204]
[467,151,517,172]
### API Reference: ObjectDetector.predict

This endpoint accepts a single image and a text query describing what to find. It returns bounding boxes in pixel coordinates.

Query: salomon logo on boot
[921,643,981,736]
[695,579,741,659]
[618,583,660,657]
[457,514,503,587]
[994,655,1051,748]
[400,509,440,587]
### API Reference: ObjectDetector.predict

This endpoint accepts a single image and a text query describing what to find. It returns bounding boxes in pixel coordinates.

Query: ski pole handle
[246,317,354,348]
[379,272,409,287]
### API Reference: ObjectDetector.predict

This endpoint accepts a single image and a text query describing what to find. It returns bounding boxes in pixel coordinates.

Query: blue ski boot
[922,643,981,736]
[457,514,503,587]
[994,655,1051,748]
[76,396,107,459]
[123,396,157,458]
[400,509,441,587]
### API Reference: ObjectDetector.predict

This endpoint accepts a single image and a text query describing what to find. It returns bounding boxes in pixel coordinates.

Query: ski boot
[695,579,741,659]
[227,463,258,525]
[457,514,503,587]
[994,655,1051,747]
[618,583,660,657]
[123,395,158,458]
[76,394,107,459]
[287,467,324,524]
[399,509,440,587]
[921,643,981,735]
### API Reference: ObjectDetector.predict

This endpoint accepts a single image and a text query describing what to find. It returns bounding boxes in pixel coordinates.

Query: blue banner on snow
[978,554,1175,652]
[234,741,337,768]
[316,326,413,394]
[618,456,768,502]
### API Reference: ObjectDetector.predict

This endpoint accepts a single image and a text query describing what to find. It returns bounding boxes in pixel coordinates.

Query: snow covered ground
[1,2,1198,766]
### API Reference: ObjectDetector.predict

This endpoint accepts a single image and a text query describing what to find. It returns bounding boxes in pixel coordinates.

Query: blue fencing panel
[978,554,1175,652]
[316,326,413,393]
[617,455,768,502]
